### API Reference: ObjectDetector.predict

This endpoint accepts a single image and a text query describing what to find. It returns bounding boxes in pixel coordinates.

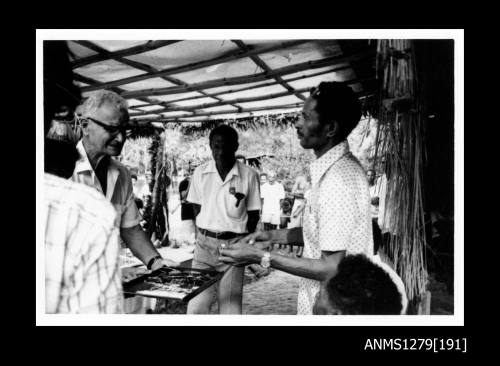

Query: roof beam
[73,41,235,115]
[71,40,181,69]
[130,76,374,116]
[79,40,311,92]
[232,40,306,101]
[120,49,375,99]
[131,64,355,108]
[130,90,375,125]
[73,74,165,116]
[130,87,311,116]
[131,103,304,124]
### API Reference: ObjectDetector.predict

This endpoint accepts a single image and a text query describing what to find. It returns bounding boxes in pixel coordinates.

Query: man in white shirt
[219,82,374,314]
[260,170,285,230]
[186,125,261,314]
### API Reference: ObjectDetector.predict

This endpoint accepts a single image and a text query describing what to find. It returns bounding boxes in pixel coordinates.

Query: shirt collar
[203,159,240,177]
[310,140,350,186]
[75,139,118,175]
[75,140,93,174]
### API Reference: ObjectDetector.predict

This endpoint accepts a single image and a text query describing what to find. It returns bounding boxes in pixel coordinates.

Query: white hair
[78,90,129,117]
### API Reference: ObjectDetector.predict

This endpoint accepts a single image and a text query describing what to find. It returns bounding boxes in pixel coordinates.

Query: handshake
[218,231,275,266]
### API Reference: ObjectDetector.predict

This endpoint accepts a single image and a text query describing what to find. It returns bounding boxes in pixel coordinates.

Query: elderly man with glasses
[72,91,179,285]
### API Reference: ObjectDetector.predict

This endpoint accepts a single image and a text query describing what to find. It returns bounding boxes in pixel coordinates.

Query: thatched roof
[67,39,378,130]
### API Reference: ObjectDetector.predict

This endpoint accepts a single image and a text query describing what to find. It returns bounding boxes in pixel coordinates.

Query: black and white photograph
[36,29,463,327]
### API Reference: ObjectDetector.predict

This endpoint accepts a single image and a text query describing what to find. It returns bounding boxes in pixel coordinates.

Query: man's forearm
[247,210,260,233]
[191,203,201,218]
[120,225,160,265]
[266,227,304,245]
[244,246,343,281]
[268,252,343,281]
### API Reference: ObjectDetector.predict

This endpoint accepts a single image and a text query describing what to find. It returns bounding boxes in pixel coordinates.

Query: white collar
[202,159,240,180]
[310,140,350,187]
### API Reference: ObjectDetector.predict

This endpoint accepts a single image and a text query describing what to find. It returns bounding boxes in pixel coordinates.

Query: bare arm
[191,203,201,218]
[220,242,344,282]
[120,225,178,268]
[245,227,304,245]
[246,210,260,233]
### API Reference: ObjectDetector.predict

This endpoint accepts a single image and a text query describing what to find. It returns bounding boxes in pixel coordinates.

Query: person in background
[178,168,196,242]
[131,174,139,196]
[139,170,153,201]
[288,174,310,229]
[219,82,373,315]
[186,125,261,314]
[43,41,122,313]
[131,173,145,211]
[260,170,285,230]
[312,254,407,315]
[259,172,268,186]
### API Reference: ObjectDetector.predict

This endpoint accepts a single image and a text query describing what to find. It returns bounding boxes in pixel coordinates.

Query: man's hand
[238,230,272,245]
[122,266,150,282]
[151,257,180,271]
[218,242,264,265]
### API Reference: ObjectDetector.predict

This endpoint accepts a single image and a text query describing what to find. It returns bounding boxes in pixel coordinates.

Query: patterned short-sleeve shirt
[297,141,373,315]
[44,173,123,313]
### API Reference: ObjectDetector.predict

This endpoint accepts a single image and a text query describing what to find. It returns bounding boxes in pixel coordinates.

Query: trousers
[186,231,245,314]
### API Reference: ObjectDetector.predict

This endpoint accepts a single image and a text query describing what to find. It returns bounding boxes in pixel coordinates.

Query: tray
[122,266,223,302]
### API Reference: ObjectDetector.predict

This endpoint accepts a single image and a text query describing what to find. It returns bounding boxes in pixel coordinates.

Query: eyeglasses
[77,114,132,137]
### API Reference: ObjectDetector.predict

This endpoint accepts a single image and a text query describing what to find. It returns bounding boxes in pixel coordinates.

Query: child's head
[313,254,403,315]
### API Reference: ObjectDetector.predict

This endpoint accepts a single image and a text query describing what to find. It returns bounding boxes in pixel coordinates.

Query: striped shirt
[44,173,123,313]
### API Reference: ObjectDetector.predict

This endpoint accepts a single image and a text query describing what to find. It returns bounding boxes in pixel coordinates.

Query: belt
[198,228,242,240]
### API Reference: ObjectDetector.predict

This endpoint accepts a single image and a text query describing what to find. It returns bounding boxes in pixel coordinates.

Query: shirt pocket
[224,187,247,219]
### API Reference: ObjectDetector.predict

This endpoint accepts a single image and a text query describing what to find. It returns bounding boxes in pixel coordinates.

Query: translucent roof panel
[287,68,356,90]
[126,98,150,107]
[172,58,264,84]
[204,80,271,95]
[119,77,178,91]
[161,111,196,118]
[135,105,167,112]
[74,59,145,83]
[257,40,342,69]
[237,95,303,110]
[91,40,148,52]
[67,41,98,59]
[282,65,350,81]
[171,97,221,108]
[152,91,206,103]
[217,84,288,101]
[125,40,239,70]
[195,105,239,114]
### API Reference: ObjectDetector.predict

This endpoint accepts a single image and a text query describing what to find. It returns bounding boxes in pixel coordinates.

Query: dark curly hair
[325,254,402,315]
[310,81,362,140]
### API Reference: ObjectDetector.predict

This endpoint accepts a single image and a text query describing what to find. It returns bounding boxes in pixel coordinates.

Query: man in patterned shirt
[43,41,123,313]
[219,82,373,314]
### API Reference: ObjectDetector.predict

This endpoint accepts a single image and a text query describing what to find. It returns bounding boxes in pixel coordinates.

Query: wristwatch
[147,255,163,270]
[260,252,271,268]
